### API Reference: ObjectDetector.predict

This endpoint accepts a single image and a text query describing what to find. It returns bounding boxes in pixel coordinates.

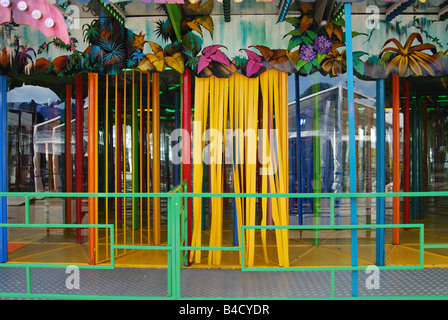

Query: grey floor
[1,267,448,299]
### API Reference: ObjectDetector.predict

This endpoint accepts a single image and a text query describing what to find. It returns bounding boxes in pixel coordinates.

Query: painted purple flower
[299,45,317,63]
[314,35,333,54]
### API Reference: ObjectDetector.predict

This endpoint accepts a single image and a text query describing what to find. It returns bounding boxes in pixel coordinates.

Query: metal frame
[2,189,448,300]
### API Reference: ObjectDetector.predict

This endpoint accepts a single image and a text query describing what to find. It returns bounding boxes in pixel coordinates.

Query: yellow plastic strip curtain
[190,69,289,267]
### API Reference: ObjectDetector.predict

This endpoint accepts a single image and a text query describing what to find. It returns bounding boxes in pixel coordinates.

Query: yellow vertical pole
[153,73,161,245]
[260,72,269,264]
[280,71,289,267]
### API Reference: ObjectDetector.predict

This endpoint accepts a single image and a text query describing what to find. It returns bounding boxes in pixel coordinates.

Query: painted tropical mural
[0,0,447,79]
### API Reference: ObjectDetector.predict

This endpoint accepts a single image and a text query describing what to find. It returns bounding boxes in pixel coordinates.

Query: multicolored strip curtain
[190,68,290,267]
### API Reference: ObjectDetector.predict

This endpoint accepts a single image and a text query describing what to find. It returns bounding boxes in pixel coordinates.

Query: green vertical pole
[167,196,173,297]
[312,81,321,246]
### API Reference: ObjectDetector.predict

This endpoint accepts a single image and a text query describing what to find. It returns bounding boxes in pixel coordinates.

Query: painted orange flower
[133,32,147,50]
[379,33,442,76]
[322,49,346,76]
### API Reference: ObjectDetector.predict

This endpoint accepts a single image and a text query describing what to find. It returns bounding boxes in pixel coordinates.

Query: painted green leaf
[296,59,308,71]
[303,36,314,46]
[311,57,320,68]
[305,30,317,41]
[354,59,365,75]
[284,29,302,39]
[288,36,303,51]
[332,18,345,27]
[302,62,312,75]
[353,51,368,60]
[317,53,327,64]
[284,17,301,28]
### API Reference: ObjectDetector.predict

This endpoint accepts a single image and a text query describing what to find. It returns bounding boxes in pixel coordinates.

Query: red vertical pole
[403,81,410,225]
[66,85,73,225]
[88,73,97,265]
[75,75,83,244]
[182,68,192,250]
[392,74,400,245]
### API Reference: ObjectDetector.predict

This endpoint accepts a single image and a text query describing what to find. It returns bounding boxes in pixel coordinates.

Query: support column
[88,73,97,265]
[295,74,302,225]
[65,84,73,225]
[392,74,400,244]
[312,81,321,245]
[174,92,181,186]
[402,81,410,224]
[182,68,192,250]
[0,75,8,263]
[344,2,358,297]
[153,73,161,245]
[376,79,386,266]
[75,74,84,244]
[411,94,419,220]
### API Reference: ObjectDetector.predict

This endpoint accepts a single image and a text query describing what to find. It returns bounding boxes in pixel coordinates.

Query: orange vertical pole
[88,73,97,264]
[392,74,400,244]
[403,80,410,225]
[147,73,151,245]
[152,73,161,245]
[65,84,73,224]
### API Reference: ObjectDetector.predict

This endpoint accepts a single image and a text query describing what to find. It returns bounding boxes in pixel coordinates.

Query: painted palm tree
[379,32,442,76]
[17,44,35,64]
[83,20,100,44]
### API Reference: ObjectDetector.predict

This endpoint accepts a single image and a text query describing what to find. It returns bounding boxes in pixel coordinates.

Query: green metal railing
[1,190,448,299]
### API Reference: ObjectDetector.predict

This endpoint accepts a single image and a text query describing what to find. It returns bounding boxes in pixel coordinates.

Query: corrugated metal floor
[1,267,448,299]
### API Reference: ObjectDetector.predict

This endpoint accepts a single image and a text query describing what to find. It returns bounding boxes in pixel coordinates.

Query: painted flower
[131,49,146,63]
[299,44,317,63]
[322,49,347,76]
[379,33,442,76]
[314,35,333,54]
[134,32,147,50]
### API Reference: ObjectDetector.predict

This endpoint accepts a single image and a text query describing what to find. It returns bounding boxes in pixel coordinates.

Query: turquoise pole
[344,2,359,297]
[376,79,385,266]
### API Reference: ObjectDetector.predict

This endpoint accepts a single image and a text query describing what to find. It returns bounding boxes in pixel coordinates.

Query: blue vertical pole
[295,74,302,225]
[376,79,386,266]
[335,86,343,225]
[0,75,8,263]
[344,2,358,297]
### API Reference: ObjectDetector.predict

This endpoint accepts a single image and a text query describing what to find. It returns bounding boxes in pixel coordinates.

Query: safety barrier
[1,189,448,299]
